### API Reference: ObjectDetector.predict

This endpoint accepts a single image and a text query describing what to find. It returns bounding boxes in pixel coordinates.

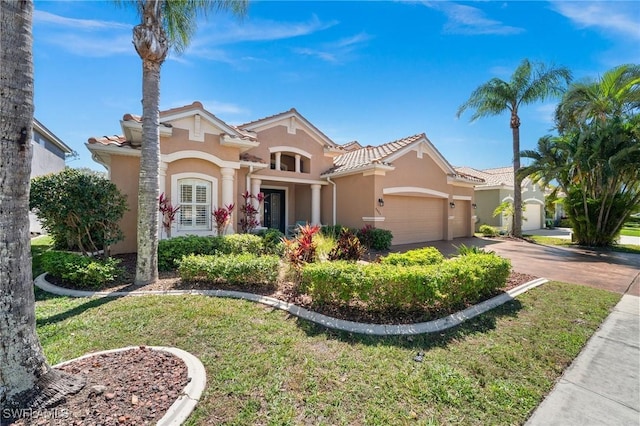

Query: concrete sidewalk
[526,281,640,426]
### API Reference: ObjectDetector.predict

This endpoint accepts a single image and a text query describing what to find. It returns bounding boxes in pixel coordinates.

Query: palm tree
[129,0,248,285]
[555,64,640,132]
[457,59,572,237]
[522,64,640,246]
[0,0,83,409]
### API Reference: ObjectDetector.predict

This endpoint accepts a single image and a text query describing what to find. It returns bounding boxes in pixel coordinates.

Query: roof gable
[238,108,338,150]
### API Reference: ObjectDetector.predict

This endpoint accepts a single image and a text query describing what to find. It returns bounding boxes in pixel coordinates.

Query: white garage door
[523,203,542,231]
[384,196,444,245]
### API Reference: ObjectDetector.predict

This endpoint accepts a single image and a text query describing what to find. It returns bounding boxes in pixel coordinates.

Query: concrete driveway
[392,237,640,295]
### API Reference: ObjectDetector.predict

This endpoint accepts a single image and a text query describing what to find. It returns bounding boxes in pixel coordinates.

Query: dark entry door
[262,189,286,233]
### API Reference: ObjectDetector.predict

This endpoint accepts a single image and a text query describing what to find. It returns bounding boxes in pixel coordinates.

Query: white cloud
[550,1,640,41]
[293,32,373,63]
[34,10,130,30]
[423,2,525,35]
[534,103,557,125]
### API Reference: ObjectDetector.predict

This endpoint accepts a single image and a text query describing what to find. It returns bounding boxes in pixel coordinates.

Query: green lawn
[31,235,620,425]
[527,235,640,255]
[621,227,640,237]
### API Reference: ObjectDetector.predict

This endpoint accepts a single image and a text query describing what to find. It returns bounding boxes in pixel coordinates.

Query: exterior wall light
[449,201,456,208]
[378,198,384,207]
[472,203,477,209]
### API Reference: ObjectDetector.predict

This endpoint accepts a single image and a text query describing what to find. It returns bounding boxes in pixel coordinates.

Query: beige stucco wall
[110,155,140,254]
[244,125,334,179]
[333,173,375,228]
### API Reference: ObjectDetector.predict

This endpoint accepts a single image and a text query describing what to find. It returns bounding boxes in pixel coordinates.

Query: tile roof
[455,166,513,187]
[87,135,131,147]
[340,141,363,152]
[240,152,265,163]
[323,133,424,175]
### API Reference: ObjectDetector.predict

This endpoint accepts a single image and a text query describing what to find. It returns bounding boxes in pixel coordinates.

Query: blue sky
[33,1,639,171]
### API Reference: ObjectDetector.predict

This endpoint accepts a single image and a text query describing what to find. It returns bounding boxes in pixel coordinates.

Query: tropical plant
[283,224,320,270]
[492,200,526,235]
[521,65,640,246]
[126,0,248,285]
[457,59,572,238]
[212,203,235,236]
[158,192,180,238]
[0,0,83,409]
[30,169,128,257]
[327,228,365,261]
[357,224,393,250]
[238,191,264,233]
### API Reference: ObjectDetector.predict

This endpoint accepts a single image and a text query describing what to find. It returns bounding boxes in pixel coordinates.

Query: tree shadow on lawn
[293,298,524,351]
[35,289,122,327]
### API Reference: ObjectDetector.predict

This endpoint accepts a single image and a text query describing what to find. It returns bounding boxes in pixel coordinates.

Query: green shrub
[380,247,444,266]
[478,224,498,237]
[30,168,128,257]
[178,253,279,286]
[42,251,123,288]
[256,228,285,256]
[158,236,223,271]
[300,252,511,311]
[438,253,511,306]
[327,228,365,261]
[357,225,393,251]
[220,233,263,255]
[455,244,494,256]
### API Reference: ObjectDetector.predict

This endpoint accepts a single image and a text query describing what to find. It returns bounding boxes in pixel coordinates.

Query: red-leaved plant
[159,192,180,238]
[212,203,235,236]
[239,191,264,233]
[282,224,320,270]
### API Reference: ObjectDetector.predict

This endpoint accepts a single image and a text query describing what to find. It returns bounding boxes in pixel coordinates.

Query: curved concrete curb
[53,345,206,426]
[36,273,548,336]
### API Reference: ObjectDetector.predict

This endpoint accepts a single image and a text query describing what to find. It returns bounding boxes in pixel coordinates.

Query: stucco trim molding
[383,186,449,199]
[523,198,545,205]
[362,217,385,222]
[252,174,328,185]
[268,145,313,159]
[452,195,472,201]
[162,150,240,170]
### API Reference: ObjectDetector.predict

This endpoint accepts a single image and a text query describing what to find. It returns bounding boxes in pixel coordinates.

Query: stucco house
[30,118,74,233]
[87,102,481,253]
[455,166,545,232]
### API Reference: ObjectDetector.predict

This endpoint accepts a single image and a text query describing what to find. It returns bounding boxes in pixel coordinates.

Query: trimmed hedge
[357,226,393,251]
[42,251,123,288]
[158,234,264,271]
[178,253,280,286]
[478,224,498,237]
[380,247,444,266]
[300,253,511,311]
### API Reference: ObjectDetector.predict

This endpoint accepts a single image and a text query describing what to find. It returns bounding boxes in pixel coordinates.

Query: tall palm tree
[1,0,83,409]
[457,59,572,237]
[130,0,248,285]
[555,64,640,133]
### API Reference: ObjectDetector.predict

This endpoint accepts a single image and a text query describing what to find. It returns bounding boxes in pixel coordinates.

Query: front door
[262,189,286,233]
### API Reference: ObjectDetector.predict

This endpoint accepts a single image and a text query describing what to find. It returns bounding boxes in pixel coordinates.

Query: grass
[621,227,640,237]
[527,235,640,255]
[31,237,621,425]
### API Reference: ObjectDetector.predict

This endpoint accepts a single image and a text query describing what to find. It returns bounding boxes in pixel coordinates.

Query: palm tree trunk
[135,58,161,285]
[0,0,84,408]
[511,113,523,238]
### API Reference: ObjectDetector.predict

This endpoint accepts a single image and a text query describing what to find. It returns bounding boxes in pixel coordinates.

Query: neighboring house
[30,118,74,233]
[455,166,546,232]
[86,101,481,254]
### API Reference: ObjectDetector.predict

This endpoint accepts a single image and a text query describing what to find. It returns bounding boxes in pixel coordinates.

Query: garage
[383,196,444,245]
[523,202,543,231]
[453,200,471,238]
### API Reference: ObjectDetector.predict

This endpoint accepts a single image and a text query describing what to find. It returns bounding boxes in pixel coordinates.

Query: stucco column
[158,162,168,240]
[275,152,281,171]
[221,167,235,234]
[251,178,262,226]
[311,184,321,226]
[295,154,301,173]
